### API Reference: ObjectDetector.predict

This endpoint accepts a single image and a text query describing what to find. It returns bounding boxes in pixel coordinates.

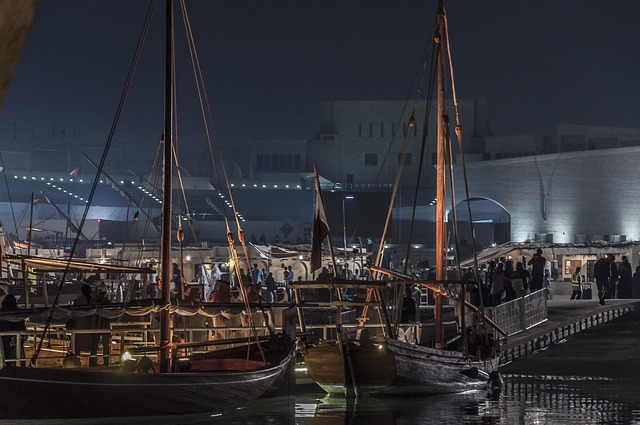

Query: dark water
[4,378,639,425]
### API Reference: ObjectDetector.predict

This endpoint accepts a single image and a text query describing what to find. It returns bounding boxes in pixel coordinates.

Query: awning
[3,254,153,274]
[459,245,516,268]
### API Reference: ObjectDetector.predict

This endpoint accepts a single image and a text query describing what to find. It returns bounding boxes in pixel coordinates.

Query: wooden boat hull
[303,340,396,396]
[381,337,499,395]
[0,335,294,419]
[304,338,498,396]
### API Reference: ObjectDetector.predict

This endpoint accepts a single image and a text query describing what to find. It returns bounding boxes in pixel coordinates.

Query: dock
[500,297,639,364]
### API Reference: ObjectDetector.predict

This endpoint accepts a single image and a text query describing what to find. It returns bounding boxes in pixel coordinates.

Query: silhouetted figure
[0,294,26,365]
[633,266,640,299]
[400,288,416,323]
[527,248,546,292]
[89,282,111,367]
[617,256,633,299]
[593,255,611,305]
[570,266,582,300]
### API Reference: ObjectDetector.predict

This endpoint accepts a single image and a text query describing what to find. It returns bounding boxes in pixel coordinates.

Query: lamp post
[342,195,354,266]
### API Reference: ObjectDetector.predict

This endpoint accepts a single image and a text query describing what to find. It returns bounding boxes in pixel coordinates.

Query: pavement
[500,295,640,364]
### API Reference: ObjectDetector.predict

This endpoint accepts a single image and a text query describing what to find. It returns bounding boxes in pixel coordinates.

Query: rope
[0,148,19,244]
[30,0,157,366]
[180,0,266,362]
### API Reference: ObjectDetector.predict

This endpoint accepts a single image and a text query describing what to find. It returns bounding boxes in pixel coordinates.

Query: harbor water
[5,308,640,425]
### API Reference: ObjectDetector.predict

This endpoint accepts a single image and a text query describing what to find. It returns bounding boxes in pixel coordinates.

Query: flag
[69,165,81,176]
[311,166,330,272]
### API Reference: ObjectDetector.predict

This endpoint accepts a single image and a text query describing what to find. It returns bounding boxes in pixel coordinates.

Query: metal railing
[485,289,548,337]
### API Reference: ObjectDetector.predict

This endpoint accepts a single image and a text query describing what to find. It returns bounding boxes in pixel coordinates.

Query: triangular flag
[311,166,330,272]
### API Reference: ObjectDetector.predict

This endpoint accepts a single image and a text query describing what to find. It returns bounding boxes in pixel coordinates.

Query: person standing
[264,272,277,303]
[633,265,640,299]
[491,262,505,306]
[210,280,231,341]
[285,266,295,302]
[251,264,264,288]
[593,255,611,305]
[570,266,583,300]
[527,248,546,292]
[514,261,530,297]
[70,284,94,357]
[203,263,222,302]
[609,254,619,299]
[503,260,517,302]
[147,269,158,299]
[542,269,552,300]
[0,294,26,366]
[89,282,111,367]
[400,287,416,323]
[617,255,633,299]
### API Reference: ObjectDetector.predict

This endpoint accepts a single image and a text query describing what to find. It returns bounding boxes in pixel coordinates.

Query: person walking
[570,266,583,300]
[593,255,611,305]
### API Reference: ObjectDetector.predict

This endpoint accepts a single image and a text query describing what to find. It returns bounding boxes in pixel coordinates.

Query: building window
[380,122,384,137]
[364,153,378,166]
[392,122,396,137]
[346,174,354,183]
[294,154,301,170]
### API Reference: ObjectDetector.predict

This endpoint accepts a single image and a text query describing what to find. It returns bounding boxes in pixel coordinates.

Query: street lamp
[343,195,354,265]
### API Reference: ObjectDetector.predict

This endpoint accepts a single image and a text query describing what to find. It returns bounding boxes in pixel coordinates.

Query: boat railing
[483,289,548,337]
[0,322,276,368]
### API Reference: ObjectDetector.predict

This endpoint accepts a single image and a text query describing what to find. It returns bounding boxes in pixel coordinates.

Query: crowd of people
[467,248,552,307]
[467,249,640,308]
[592,254,640,305]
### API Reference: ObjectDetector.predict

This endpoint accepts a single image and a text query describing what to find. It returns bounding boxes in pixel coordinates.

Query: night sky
[0,0,639,149]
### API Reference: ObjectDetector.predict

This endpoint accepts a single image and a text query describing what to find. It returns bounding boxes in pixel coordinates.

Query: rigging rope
[443,7,483,303]
[0,148,19,245]
[30,0,157,366]
[180,0,267,361]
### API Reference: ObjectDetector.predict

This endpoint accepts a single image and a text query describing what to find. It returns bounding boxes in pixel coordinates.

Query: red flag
[69,165,81,176]
[311,166,330,272]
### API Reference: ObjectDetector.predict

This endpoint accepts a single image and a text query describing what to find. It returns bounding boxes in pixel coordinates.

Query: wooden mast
[434,2,446,349]
[159,0,174,373]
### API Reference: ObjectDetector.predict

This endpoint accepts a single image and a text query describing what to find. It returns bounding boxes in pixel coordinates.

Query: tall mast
[434,3,446,349]
[159,0,174,373]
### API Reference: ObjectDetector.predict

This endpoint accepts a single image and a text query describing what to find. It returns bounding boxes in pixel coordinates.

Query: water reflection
[4,376,640,425]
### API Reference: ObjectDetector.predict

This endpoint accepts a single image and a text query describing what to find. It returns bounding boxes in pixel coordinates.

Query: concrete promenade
[500,296,640,364]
